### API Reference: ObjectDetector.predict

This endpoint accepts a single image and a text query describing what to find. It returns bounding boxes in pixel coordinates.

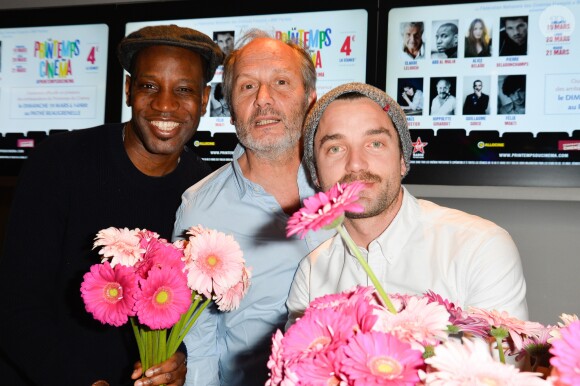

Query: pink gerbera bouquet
[81,226,251,373]
[265,181,573,385]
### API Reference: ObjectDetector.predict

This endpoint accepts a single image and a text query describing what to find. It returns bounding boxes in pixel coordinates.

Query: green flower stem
[131,295,214,380]
[141,328,150,373]
[159,329,167,368]
[131,317,145,368]
[491,327,508,364]
[495,336,506,364]
[167,295,201,354]
[336,225,397,314]
[179,298,212,342]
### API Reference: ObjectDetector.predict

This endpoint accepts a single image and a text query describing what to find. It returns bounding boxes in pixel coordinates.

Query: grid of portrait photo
[395,15,529,118]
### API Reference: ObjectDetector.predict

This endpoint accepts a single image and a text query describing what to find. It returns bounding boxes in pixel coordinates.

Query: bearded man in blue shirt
[172,29,333,386]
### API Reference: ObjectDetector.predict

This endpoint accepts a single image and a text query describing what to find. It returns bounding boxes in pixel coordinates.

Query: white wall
[3,0,579,325]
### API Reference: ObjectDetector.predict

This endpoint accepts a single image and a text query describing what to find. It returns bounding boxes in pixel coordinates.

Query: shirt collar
[231,144,317,200]
[373,186,418,261]
[231,144,251,198]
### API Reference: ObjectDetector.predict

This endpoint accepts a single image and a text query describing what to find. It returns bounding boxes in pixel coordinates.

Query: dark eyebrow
[317,127,393,148]
[366,127,394,139]
[317,133,344,148]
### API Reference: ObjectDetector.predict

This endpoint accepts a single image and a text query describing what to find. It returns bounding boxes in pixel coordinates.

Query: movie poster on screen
[0,24,109,134]
[122,9,368,136]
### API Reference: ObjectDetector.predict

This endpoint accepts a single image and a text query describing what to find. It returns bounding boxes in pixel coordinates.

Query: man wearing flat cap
[287,82,529,327]
[0,25,223,386]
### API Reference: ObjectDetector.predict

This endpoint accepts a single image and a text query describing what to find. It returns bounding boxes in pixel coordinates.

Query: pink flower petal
[286,182,365,239]
[80,261,138,327]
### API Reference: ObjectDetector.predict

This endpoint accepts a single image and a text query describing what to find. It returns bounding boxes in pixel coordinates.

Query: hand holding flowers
[81,226,250,380]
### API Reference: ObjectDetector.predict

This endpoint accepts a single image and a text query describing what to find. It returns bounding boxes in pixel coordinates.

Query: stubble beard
[236,103,307,161]
[338,171,400,220]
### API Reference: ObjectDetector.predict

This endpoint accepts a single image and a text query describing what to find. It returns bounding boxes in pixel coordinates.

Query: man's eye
[329,146,341,154]
[371,141,383,148]
[277,80,287,85]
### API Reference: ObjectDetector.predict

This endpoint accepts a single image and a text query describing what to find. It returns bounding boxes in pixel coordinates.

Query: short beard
[338,171,399,219]
[236,104,306,161]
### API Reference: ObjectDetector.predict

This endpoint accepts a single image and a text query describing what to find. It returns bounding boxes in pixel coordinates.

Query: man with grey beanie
[287,82,528,327]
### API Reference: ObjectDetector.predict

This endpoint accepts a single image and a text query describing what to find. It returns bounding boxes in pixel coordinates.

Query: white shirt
[287,187,528,327]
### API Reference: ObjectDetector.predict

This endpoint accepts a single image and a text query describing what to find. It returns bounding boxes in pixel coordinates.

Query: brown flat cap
[117,24,224,83]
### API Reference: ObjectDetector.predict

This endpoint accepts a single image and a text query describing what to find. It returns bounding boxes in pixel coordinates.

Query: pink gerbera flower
[374,296,450,351]
[134,237,185,279]
[550,320,580,386]
[183,228,245,298]
[80,261,138,327]
[134,266,192,329]
[469,307,544,352]
[214,266,252,311]
[186,225,213,238]
[93,227,144,267]
[292,350,346,386]
[308,290,354,312]
[424,291,489,338]
[283,307,356,363]
[340,331,423,386]
[550,313,579,342]
[286,182,365,239]
[266,330,286,386]
[517,324,554,368]
[137,229,160,242]
[422,338,549,386]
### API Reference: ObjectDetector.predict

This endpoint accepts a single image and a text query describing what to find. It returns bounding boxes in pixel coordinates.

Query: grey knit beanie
[118,24,224,84]
[303,82,412,185]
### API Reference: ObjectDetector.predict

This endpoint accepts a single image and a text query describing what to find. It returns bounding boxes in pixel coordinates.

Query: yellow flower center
[369,356,402,378]
[154,287,171,305]
[206,255,219,266]
[103,283,123,304]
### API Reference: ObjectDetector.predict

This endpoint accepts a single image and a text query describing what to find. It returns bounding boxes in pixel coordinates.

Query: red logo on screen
[412,137,428,154]
[558,140,580,151]
[17,139,35,148]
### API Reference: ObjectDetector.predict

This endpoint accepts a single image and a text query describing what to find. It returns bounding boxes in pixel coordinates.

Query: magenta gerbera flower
[266,330,286,386]
[424,291,489,338]
[292,350,346,386]
[134,266,192,329]
[340,331,423,385]
[80,261,138,327]
[286,181,365,239]
[134,237,185,279]
[550,320,580,386]
[93,227,144,267]
[183,228,245,298]
[283,307,356,363]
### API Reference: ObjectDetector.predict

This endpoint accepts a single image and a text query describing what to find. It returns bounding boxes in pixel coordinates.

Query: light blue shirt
[173,144,334,386]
